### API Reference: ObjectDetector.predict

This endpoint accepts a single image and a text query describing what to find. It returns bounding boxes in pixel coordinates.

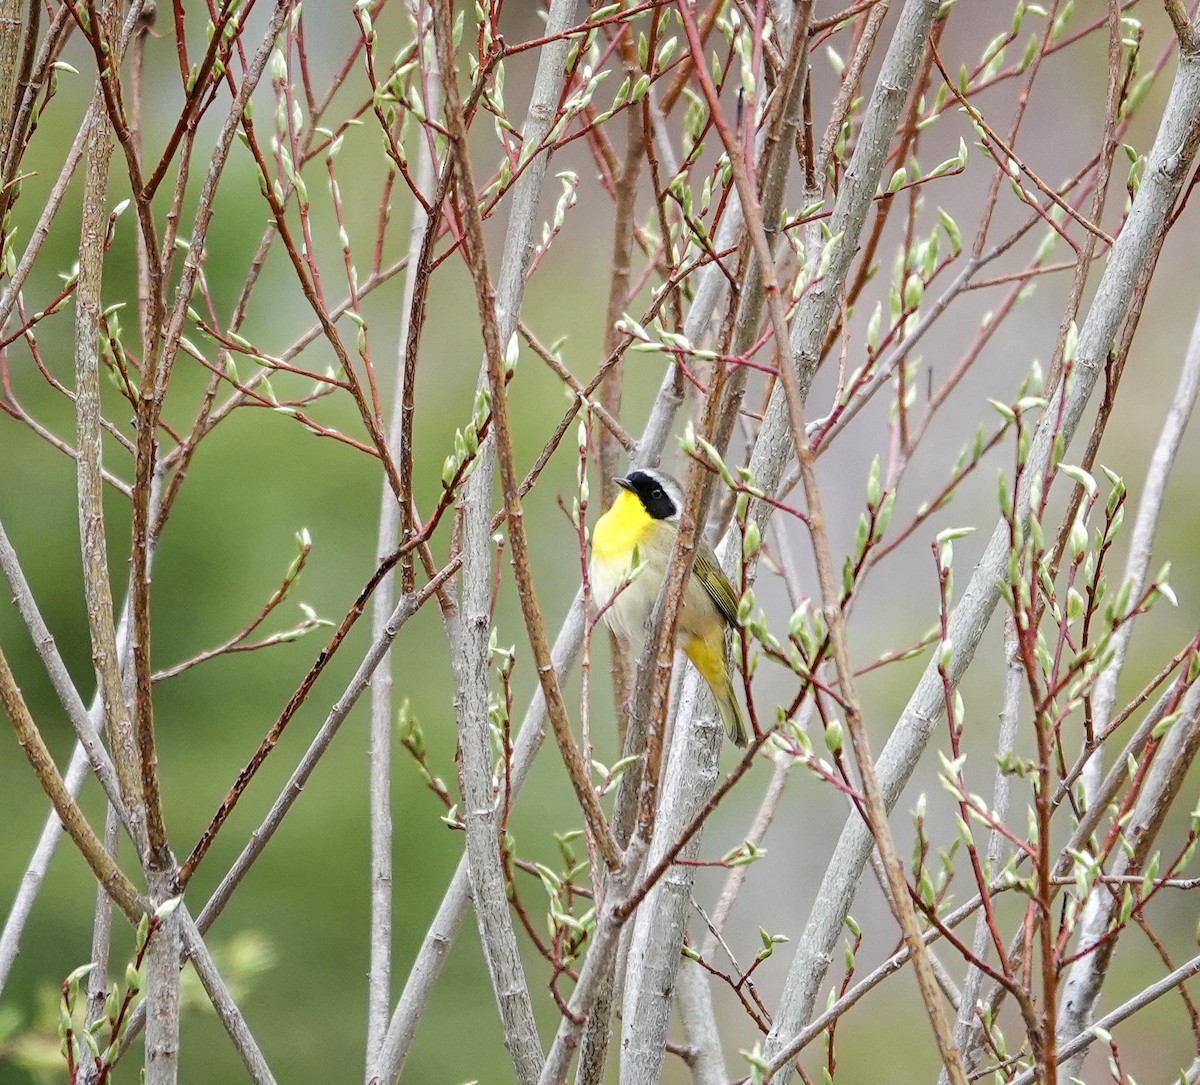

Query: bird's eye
[652,489,663,499]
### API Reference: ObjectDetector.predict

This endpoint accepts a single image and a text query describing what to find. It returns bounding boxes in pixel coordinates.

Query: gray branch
[0,494,147,995]
[943,622,1022,1082]
[365,17,440,1068]
[0,517,124,810]
[0,745,90,993]
[435,0,583,1075]
[449,461,544,1085]
[179,910,279,1085]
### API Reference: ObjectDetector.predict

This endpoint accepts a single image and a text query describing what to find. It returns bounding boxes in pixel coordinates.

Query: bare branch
[179,913,279,1085]
[1165,0,1199,52]
[74,0,145,854]
[365,10,440,1065]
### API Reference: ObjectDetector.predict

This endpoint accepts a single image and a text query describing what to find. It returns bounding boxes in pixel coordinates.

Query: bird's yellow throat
[591,487,655,564]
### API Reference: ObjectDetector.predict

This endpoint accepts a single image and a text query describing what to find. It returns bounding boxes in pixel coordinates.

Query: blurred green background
[3,4,1200,1084]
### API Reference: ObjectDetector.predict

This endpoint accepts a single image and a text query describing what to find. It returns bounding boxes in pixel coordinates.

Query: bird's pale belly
[590,550,721,651]
[589,550,654,647]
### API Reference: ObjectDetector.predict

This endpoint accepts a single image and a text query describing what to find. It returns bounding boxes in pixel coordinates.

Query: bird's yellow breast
[591,488,655,563]
[590,488,660,645]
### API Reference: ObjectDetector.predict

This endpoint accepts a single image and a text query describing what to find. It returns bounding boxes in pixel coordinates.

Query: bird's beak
[614,475,634,492]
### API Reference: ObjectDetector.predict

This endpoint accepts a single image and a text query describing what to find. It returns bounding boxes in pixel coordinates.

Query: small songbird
[589,469,749,747]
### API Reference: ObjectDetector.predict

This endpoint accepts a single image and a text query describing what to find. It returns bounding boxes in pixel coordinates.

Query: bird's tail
[682,632,750,747]
[714,683,749,748]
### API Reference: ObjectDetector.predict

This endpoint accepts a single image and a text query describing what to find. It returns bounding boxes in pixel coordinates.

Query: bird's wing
[694,541,740,627]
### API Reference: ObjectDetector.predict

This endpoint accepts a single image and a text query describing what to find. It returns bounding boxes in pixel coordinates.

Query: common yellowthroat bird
[590,469,749,747]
